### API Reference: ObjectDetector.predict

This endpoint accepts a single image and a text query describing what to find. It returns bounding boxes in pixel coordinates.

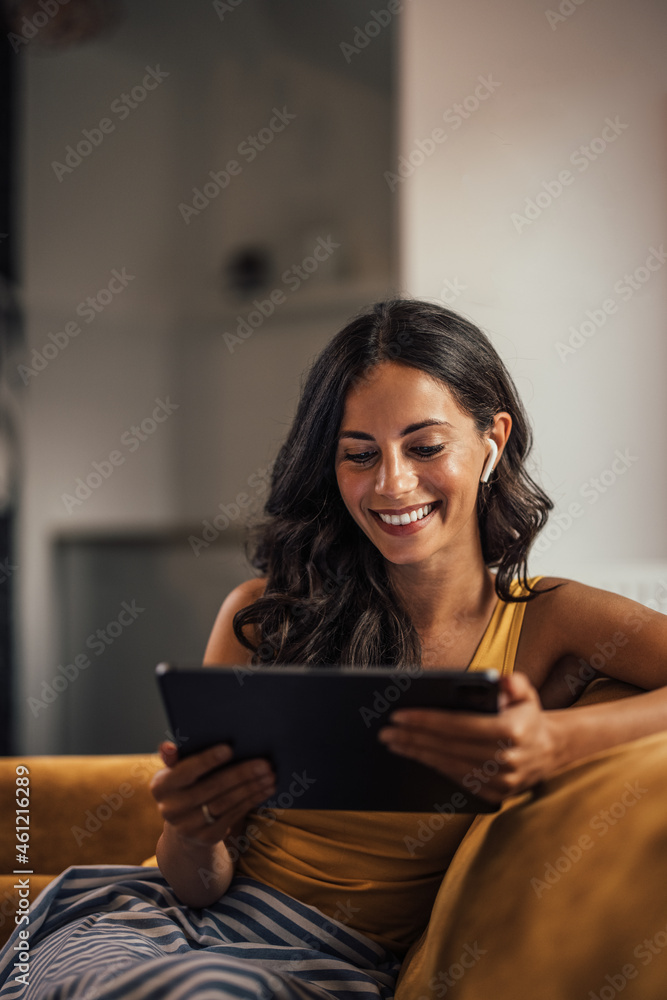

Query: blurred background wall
[2,0,666,755]
[7,0,396,754]
[398,0,667,579]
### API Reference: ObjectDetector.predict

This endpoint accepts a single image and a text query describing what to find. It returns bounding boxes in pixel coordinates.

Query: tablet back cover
[156,664,501,813]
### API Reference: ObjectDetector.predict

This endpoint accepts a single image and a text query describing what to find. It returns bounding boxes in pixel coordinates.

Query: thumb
[498,671,535,710]
[158,740,179,766]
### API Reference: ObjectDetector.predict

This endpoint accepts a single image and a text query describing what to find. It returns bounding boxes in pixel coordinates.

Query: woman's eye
[343,444,444,464]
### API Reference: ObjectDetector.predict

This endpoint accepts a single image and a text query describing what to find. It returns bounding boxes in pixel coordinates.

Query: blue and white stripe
[0,868,400,999]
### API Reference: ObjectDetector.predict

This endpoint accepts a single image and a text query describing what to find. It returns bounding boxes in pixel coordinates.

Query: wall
[397,0,667,579]
[14,0,395,752]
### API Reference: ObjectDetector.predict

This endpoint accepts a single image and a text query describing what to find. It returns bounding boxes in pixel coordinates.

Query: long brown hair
[233,299,553,666]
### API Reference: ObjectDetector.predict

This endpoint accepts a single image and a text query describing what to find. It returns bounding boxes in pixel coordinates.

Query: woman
[2,299,666,999]
[151,299,667,996]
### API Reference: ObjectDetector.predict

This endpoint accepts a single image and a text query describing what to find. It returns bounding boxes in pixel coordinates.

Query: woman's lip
[369,501,442,535]
[370,500,441,516]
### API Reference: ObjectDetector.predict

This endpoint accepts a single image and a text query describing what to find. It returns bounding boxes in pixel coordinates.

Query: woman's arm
[546,684,667,771]
[153,739,276,907]
[152,577,274,906]
[520,577,667,771]
[378,579,667,801]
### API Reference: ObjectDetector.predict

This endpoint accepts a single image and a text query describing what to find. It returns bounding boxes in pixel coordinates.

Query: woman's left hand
[377,672,561,804]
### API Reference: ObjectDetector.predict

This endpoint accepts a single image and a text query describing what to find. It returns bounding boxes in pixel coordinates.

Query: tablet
[156,663,501,813]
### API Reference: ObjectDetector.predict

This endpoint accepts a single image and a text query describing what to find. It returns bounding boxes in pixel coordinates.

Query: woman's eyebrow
[337,419,452,441]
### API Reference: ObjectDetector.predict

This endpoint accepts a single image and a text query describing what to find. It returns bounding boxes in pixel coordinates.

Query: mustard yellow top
[236,577,541,957]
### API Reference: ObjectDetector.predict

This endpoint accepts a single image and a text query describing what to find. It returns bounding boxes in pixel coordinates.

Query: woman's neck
[385,552,496,638]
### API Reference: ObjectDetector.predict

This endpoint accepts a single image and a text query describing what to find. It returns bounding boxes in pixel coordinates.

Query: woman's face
[334,361,510,570]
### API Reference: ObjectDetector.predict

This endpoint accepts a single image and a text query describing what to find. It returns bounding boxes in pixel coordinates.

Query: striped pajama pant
[0,867,400,999]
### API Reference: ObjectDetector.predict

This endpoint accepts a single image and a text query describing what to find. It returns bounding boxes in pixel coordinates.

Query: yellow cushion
[395,729,667,998]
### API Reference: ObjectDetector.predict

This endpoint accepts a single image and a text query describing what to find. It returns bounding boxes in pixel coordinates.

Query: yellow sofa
[0,752,164,948]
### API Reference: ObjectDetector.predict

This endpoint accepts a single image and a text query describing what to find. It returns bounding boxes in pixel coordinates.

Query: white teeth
[377,503,436,525]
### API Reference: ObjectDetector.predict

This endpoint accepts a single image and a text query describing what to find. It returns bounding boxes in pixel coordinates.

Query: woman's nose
[375,453,418,497]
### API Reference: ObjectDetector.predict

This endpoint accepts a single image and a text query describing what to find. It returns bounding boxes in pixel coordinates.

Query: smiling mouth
[370,501,442,526]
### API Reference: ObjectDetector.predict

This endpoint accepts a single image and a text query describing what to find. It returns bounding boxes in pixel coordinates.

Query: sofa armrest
[0,754,164,947]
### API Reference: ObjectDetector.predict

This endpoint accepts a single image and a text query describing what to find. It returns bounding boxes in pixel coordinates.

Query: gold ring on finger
[201,802,216,824]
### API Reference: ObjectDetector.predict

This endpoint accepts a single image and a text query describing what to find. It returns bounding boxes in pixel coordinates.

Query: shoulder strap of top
[468,576,543,677]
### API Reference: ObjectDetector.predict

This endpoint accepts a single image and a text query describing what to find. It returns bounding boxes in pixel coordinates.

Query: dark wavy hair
[233,299,553,667]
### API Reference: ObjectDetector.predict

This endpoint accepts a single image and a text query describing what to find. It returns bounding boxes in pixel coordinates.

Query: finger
[380,724,509,762]
[387,708,505,738]
[189,790,268,847]
[499,672,538,707]
[161,759,276,824]
[378,724,494,757]
[381,743,508,803]
[381,741,523,802]
[205,769,276,818]
[191,757,275,808]
[214,781,276,831]
[379,726,518,766]
[159,741,179,766]
[176,772,277,840]
[151,743,233,796]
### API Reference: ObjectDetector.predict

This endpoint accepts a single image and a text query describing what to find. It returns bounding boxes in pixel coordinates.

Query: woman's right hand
[150,741,276,849]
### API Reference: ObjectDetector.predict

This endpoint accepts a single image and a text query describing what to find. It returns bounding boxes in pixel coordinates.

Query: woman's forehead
[339,362,474,432]
[343,362,463,413]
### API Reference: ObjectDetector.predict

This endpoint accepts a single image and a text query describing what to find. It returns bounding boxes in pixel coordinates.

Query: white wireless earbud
[480,439,499,483]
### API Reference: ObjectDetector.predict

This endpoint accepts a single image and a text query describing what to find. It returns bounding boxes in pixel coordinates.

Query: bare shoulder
[202,577,268,667]
[525,575,659,626]
[519,575,667,689]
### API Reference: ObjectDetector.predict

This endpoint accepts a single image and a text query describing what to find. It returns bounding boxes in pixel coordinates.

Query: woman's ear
[481,413,512,482]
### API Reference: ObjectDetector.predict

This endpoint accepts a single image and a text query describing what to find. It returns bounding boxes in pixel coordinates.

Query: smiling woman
[4,298,667,999]
[229,299,554,670]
